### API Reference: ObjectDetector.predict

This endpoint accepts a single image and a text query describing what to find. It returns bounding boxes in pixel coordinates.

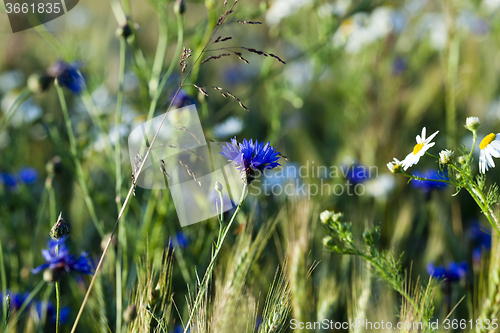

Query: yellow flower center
[480,133,496,150]
[413,142,425,155]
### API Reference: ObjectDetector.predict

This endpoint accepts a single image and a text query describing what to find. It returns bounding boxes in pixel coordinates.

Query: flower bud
[43,268,63,282]
[319,210,333,224]
[439,149,454,165]
[458,155,467,165]
[215,181,223,193]
[123,304,137,323]
[174,0,185,15]
[50,213,69,240]
[27,72,53,94]
[363,230,373,246]
[5,293,11,310]
[116,22,133,39]
[46,156,64,176]
[387,158,402,174]
[465,116,481,132]
[322,236,333,247]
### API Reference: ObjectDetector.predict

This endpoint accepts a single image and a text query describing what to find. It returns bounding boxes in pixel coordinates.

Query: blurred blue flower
[0,167,39,189]
[392,56,407,76]
[171,324,190,333]
[32,238,94,276]
[469,222,492,264]
[48,60,85,94]
[255,316,263,330]
[34,301,70,324]
[345,164,370,185]
[171,90,195,108]
[411,169,448,194]
[221,138,281,184]
[427,261,468,282]
[0,172,17,188]
[0,291,30,310]
[169,231,189,250]
[18,167,38,184]
[223,66,254,85]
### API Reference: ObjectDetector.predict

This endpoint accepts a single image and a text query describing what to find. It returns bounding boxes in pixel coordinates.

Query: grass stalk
[69,3,239,332]
[55,281,61,333]
[0,239,6,326]
[183,184,248,333]
[115,36,127,333]
[55,83,105,237]
[0,89,32,135]
[146,13,184,122]
[149,10,169,97]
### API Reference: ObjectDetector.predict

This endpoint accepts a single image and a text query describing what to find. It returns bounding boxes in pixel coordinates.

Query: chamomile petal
[478,133,500,173]
[401,127,439,171]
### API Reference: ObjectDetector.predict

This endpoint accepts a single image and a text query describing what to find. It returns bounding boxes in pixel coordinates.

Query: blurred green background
[1,0,500,332]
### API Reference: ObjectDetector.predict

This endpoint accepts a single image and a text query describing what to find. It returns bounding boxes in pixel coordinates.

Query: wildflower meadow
[2,0,500,332]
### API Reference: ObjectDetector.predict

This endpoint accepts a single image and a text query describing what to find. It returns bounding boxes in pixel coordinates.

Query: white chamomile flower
[319,210,334,224]
[465,116,481,132]
[439,149,454,165]
[478,133,500,173]
[401,127,439,171]
[387,158,402,174]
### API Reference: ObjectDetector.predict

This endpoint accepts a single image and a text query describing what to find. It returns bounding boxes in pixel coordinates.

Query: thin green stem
[0,89,32,134]
[449,163,500,236]
[80,88,115,162]
[147,14,184,122]
[55,281,61,333]
[362,253,422,317]
[444,0,460,148]
[47,177,56,228]
[425,152,439,160]
[149,10,169,97]
[55,83,105,237]
[115,37,127,333]
[70,3,238,330]
[400,172,453,186]
[0,238,6,325]
[183,184,248,333]
[54,243,61,333]
[468,130,477,165]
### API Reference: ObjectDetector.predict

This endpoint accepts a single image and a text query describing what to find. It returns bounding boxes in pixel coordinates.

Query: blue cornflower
[32,238,94,277]
[0,172,17,189]
[47,60,85,94]
[427,261,468,282]
[411,169,448,195]
[220,137,281,184]
[344,164,370,185]
[34,301,70,324]
[18,167,38,184]
[0,168,39,189]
